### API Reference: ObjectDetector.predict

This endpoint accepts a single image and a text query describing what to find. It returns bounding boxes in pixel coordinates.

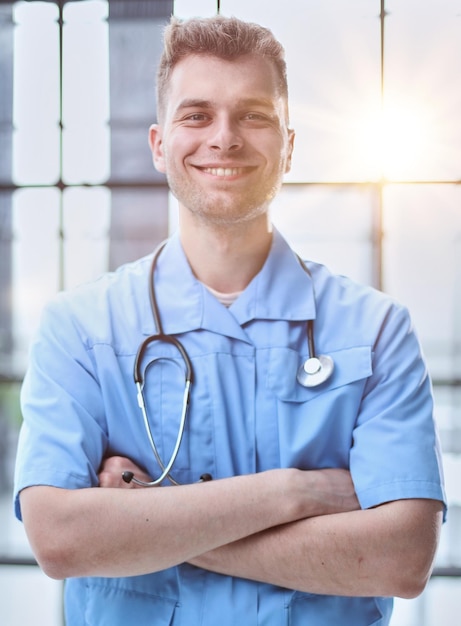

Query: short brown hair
[156,15,289,122]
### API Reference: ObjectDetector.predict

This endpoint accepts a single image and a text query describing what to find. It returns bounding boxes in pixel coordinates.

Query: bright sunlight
[355,98,436,181]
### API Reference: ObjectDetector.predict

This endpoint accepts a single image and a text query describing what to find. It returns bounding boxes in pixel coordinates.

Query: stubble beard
[167,165,285,227]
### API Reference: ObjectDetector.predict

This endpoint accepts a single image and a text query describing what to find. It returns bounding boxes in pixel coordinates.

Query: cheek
[257,133,290,164]
[169,130,203,156]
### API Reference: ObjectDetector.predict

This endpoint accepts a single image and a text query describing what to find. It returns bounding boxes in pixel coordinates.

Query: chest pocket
[265,346,372,469]
[266,345,372,402]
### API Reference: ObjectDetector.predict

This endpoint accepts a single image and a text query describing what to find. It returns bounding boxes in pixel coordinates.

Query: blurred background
[0,0,460,624]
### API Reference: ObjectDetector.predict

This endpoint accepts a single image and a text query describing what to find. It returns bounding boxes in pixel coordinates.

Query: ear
[285,128,295,174]
[148,124,166,174]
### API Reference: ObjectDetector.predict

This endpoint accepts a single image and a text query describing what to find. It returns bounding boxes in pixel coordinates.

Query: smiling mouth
[200,167,246,177]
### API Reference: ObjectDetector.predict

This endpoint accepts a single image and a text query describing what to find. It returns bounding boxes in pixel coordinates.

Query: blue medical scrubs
[14,229,446,625]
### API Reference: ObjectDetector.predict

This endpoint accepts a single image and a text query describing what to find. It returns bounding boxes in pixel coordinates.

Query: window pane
[12,188,60,371]
[109,187,169,269]
[385,0,461,181]
[382,184,461,380]
[273,184,377,285]
[108,10,166,184]
[12,1,60,185]
[62,0,110,184]
[63,186,111,289]
[435,387,461,455]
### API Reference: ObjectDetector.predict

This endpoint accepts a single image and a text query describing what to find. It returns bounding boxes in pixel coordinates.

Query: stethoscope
[122,241,334,487]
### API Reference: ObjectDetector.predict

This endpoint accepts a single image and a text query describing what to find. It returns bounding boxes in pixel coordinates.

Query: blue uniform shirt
[14,229,446,625]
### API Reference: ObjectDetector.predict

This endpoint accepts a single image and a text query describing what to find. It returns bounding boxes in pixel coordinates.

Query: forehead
[165,53,284,115]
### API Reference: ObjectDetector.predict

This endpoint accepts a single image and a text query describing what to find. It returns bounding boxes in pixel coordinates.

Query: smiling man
[149,46,295,297]
[151,53,293,230]
[15,15,445,626]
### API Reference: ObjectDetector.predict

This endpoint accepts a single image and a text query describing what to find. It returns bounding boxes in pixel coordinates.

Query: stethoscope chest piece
[297,354,334,388]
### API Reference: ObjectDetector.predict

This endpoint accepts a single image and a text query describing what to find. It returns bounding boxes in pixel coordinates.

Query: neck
[178,213,273,293]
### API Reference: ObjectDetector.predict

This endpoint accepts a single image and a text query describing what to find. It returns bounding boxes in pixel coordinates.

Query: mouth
[198,166,250,178]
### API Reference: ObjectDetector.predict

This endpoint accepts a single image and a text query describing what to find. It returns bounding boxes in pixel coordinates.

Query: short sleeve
[14,295,109,520]
[350,302,446,516]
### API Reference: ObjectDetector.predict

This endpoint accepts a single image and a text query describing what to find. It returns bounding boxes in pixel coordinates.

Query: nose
[207,117,243,152]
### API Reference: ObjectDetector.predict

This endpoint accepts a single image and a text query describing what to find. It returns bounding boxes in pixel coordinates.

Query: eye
[183,112,210,123]
[243,112,267,121]
[241,112,277,128]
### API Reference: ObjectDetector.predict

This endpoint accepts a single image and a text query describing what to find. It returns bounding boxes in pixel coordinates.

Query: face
[149,53,295,227]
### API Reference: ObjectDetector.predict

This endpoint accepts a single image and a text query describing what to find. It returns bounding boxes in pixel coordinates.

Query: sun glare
[355,99,436,182]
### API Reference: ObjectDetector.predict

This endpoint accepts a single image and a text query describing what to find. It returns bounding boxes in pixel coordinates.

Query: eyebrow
[175,97,277,112]
[176,99,213,111]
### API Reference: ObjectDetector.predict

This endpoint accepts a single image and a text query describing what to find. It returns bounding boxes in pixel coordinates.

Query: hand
[299,468,360,516]
[98,455,152,489]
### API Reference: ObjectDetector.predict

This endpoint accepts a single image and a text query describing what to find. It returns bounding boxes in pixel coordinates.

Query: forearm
[20,467,350,580]
[190,499,444,599]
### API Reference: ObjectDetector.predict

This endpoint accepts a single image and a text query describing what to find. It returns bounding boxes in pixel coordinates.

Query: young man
[15,15,445,626]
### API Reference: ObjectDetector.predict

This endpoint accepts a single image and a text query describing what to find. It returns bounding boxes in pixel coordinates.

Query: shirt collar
[141,229,316,338]
[230,229,316,325]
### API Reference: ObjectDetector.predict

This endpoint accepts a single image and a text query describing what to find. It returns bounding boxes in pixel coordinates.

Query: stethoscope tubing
[127,241,334,487]
[132,377,191,486]
[127,241,194,486]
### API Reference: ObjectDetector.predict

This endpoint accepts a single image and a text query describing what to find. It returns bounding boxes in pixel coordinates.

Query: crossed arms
[20,456,443,598]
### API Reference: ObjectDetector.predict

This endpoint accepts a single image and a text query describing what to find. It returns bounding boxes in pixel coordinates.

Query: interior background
[0,1,460,623]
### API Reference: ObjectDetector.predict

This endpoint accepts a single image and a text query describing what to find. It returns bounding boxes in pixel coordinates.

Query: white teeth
[203,167,241,177]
